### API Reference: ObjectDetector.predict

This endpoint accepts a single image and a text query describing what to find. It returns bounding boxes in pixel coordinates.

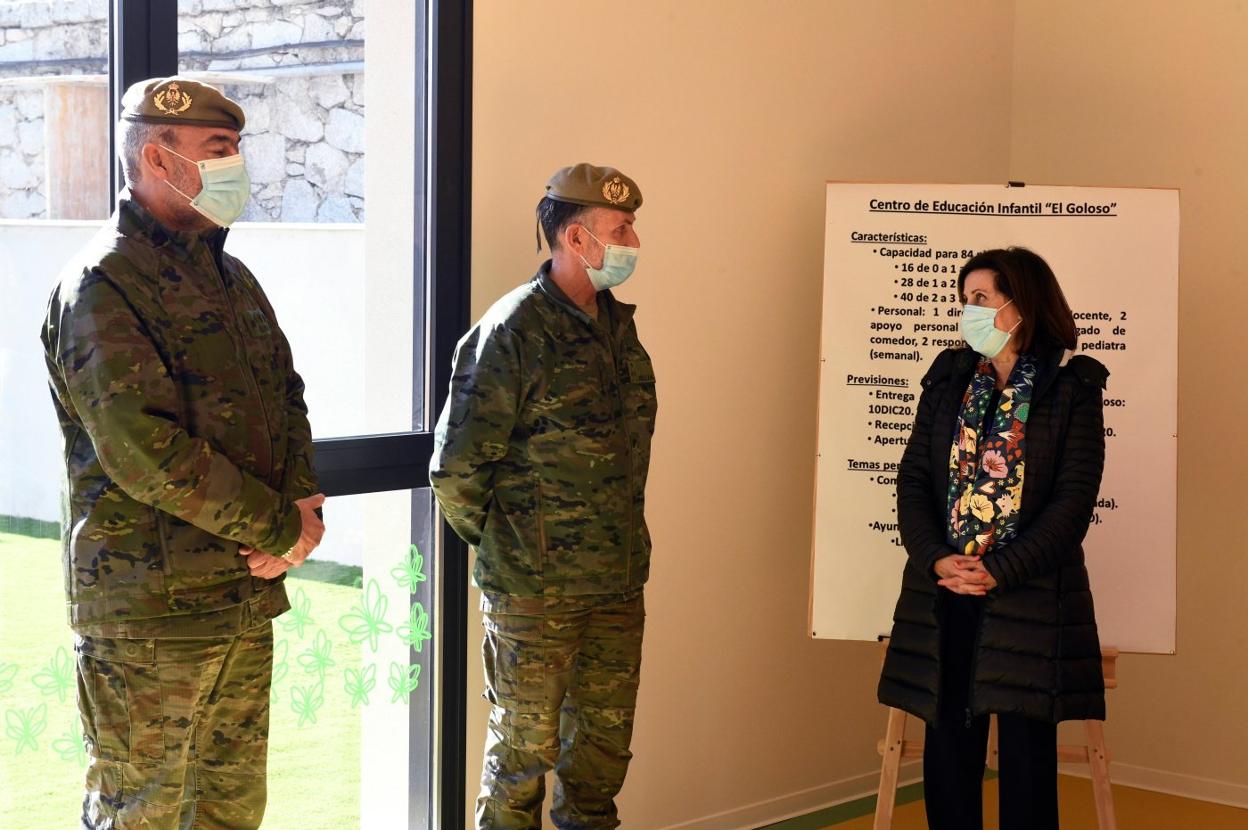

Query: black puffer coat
[878,346,1108,724]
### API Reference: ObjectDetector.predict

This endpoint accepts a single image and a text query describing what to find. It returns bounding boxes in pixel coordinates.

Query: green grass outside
[0,531,363,829]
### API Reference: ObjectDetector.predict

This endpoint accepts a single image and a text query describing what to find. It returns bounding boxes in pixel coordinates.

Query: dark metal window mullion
[427,1,473,829]
[312,433,434,497]
[109,0,179,197]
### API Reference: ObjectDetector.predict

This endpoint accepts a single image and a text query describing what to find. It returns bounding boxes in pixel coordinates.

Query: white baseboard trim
[656,763,922,830]
[1058,761,1248,810]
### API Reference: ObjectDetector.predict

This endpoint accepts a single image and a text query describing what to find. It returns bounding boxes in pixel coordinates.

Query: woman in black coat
[877,247,1108,830]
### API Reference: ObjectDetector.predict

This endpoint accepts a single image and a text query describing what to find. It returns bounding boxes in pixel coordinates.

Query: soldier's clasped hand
[239,493,327,578]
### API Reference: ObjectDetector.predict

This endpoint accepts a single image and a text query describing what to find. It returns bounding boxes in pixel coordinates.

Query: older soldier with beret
[431,163,656,829]
[41,77,325,828]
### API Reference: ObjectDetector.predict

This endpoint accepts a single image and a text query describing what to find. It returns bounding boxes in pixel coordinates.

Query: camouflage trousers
[477,590,645,830]
[75,621,274,829]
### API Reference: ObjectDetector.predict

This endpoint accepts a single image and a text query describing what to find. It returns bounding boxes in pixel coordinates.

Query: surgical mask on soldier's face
[960,298,1021,358]
[161,145,250,227]
[577,226,638,291]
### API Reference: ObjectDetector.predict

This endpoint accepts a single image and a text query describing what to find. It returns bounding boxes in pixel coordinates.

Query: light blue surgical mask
[577,226,638,291]
[960,298,1021,358]
[162,145,250,227]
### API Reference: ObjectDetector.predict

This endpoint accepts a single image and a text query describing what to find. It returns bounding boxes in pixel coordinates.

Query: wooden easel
[873,646,1119,829]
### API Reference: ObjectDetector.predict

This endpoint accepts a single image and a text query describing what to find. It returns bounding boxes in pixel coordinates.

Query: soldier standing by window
[431,163,656,830]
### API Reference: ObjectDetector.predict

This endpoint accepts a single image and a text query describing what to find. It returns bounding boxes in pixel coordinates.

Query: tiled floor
[834,776,1248,829]
[763,775,1248,829]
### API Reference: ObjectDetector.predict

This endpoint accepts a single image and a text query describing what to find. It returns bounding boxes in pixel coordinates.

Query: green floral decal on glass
[52,719,86,767]
[344,664,376,708]
[397,602,432,652]
[297,630,336,681]
[5,704,47,755]
[271,638,290,703]
[0,662,17,695]
[278,587,315,639]
[387,662,421,704]
[31,646,74,704]
[338,579,393,653]
[290,682,325,727]
[391,544,428,591]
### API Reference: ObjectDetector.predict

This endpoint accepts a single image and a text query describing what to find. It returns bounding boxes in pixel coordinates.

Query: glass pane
[0,7,109,220]
[0,518,76,826]
[175,0,425,437]
[0,486,436,830]
[0,10,110,822]
[177,0,366,224]
[264,488,438,830]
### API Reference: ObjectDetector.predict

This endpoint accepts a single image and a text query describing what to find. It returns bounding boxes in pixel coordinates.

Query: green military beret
[545,163,642,212]
[120,77,245,131]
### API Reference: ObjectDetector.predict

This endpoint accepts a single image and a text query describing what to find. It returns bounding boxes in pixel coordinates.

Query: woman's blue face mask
[960,298,1020,358]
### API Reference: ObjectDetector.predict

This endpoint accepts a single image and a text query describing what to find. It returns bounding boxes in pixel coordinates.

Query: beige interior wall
[469,2,1015,825]
[1010,1,1248,796]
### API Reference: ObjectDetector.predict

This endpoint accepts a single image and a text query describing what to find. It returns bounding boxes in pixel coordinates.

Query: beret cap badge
[152,83,193,117]
[602,176,630,205]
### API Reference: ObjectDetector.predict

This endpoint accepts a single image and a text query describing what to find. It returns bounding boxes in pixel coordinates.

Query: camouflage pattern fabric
[40,194,318,638]
[477,591,645,830]
[77,621,274,829]
[429,261,658,598]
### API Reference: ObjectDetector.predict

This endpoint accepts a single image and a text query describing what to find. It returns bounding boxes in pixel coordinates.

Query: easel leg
[1085,719,1117,830]
[986,713,999,772]
[873,707,908,830]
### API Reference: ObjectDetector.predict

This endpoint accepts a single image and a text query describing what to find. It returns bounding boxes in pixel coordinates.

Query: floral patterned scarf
[946,354,1038,556]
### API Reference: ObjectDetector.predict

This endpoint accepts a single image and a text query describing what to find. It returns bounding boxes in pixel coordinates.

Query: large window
[0,6,112,823]
[0,1,470,828]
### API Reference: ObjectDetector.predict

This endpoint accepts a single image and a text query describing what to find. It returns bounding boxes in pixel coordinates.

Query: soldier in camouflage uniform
[40,77,325,829]
[430,163,656,830]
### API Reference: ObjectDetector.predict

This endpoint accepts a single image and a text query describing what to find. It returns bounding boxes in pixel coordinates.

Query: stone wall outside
[0,0,365,222]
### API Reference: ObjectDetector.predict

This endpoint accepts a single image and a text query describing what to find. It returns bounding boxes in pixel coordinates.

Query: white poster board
[809,182,1178,654]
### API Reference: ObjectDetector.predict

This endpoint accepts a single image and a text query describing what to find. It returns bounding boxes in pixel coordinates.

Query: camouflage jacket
[41,195,317,637]
[430,262,658,598]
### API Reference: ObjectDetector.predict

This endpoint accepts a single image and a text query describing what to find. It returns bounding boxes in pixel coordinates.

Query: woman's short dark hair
[957,247,1078,352]
[536,196,589,252]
